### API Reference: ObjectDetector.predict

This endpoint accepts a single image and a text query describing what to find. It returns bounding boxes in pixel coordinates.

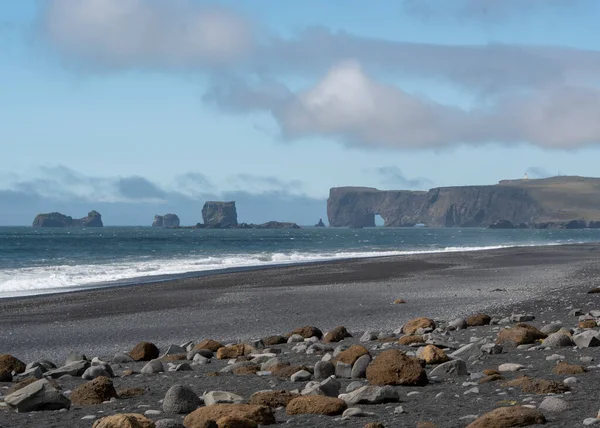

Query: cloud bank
[37,0,600,150]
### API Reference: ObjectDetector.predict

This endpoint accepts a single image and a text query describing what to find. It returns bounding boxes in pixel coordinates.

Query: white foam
[0,243,562,298]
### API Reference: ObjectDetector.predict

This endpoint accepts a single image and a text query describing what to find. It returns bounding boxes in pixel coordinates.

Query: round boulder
[0,354,26,374]
[92,413,155,428]
[249,390,300,408]
[496,324,546,346]
[466,314,491,327]
[466,406,545,428]
[194,340,224,352]
[129,342,159,361]
[324,326,352,343]
[163,384,201,414]
[183,404,275,427]
[366,349,428,386]
[335,345,370,365]
[401,318,435,334]
[286,396,347,416]
[287,326,323,339]
[71,376,118,405]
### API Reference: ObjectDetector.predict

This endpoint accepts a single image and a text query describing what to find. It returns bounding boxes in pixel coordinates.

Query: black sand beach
[2,243,600,427]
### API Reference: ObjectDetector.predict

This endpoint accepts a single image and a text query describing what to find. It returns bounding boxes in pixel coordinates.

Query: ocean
[1,226,599,298]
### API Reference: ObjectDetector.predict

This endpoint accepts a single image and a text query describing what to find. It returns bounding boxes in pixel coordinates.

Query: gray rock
[163,385,201,414]
[26,360,55,373]
[539,396,569,413]
[306,343,333,354]
[247,339,264,349]
[340,385,399,405]
[260,357,279,371]
[192,354,210,365]
[292,344,307,353]
[429,359,468,377]
[542,332,573,348]
[351,354,372,379]
[44,360,90,378]
[335,361,352,379]
[113,352,135,364]
[163,345,186,356]
[564,377,578,386]
[202,391,244,406]
[145,410,162,416]
[464,387,479,395]
[346,381,364,392]
[449,318,467,330]
[141,359,164,374]
[155,420,186,428]
[450,342,483,361]
[174,363,192,372]
[342,407,373,418]
[65,352,87,366]
[4,379,71,412]
[510,314,535,322]
[480,343,503,354]
[290,370,312,382]
[319,376,341,397]
[569,308,584,317]
[394,406,405,414]
[287,334,304,343]
[541,323,563,335]
[360,331,377,342]
[15,366,44,381]
[573,331,600,348]
[187,349,213,360]
[583,418,600,426]
[314,361,335,380]
[333,345,349,358]
[82,365,113,380]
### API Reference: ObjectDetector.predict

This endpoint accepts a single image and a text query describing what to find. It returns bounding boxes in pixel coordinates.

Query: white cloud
[41,0,253,68]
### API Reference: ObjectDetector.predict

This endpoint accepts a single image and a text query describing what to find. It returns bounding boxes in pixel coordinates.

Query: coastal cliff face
[201,201,238,228]
[152,214,180,228]
[328,176,600,228]
[33,211,103,228]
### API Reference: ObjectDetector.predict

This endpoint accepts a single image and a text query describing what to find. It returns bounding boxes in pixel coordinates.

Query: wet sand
[2,243,599,363]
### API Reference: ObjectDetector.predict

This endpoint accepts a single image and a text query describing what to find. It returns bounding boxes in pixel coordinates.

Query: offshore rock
[33,211,103,227]
[153,214,180,228]
[314,218,326,227]
[202,201,238,228]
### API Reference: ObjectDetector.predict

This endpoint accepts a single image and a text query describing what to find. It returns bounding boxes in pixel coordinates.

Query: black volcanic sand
[2,244,600,427]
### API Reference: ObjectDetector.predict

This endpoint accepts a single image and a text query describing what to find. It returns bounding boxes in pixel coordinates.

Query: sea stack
[152,214,180,228]
[32,211,103,228]
[202,201,238,228]
[315,218,326,227]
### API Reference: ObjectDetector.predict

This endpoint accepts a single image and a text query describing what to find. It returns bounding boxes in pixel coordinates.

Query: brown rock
[270,364,310,378]
[503,376,569,394]
[466,406,546,428]
[216,417,257,428]
[393,298,406,304]
[398,335,425,346]
[249,390,300,408]
[0,354,26,374]
[286,396,347,416]
[335,345,370,365]
[122,369,135,377]
[195,340,224,352]
[479,374,504,384]
[117,387,146,398]
[217,345,254,360]
[262,336,287,346]
[496,324,546,346]
[233,366,259,376]
[129,342,159,361]
[183,404,275,427]
[323,326,352,343]
[402,318,436,334]
[416,423,436,428]
[553,362,586,375]
[6,377,38,395]
[418,345,449,365]
[71,376,118,405]
[160,354,188,362]
[588,288,600,294]
[0,369,12,382]
[364,423,385,428]
[466,313,491,326]
[483,369,501,376]
[578,320,597,329]
[366,349,428,386]
[92,413,155,428]
[287,326,323,339]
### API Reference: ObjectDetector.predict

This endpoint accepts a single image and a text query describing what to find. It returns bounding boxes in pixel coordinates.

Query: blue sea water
[1,226,600,298]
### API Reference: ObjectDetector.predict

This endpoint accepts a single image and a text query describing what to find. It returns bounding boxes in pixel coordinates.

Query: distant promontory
[327,176,600,229]
[32,211,103,228]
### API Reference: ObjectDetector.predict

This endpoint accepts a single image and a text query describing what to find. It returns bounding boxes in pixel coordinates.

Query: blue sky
[2,0,600,225]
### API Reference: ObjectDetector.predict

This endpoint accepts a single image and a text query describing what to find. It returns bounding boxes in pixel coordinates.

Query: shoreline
[0,240,589,300]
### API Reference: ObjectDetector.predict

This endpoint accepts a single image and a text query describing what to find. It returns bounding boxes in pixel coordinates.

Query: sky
[2,0,600,225]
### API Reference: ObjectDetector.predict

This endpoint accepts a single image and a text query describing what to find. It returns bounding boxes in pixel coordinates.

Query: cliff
[201,201,238,228]
[152,214,180,228]
[327,176,600,228]
[33,211,103,228]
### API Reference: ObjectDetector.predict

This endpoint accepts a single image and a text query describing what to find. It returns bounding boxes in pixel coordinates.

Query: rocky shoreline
[2,244,600,427]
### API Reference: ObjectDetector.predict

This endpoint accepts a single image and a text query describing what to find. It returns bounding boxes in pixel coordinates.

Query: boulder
[4,378,71,412]
[573,331,600,348]
[365,349,428,386]
[270,363,309,378]
[428,359,468,378]
[153,214,180,228]
[183,404,275,426]
[92,414,155,428]
[203,391,245,406]
[402,318,436,334]
[314,361,335,380]
[194,340,224,352]
[215,416,257,428]
[351,354,372,379]
[248,390,300,408]
[339,385,399,405]
[496,324,546,346]
[0,354,26,374]
[44,360,90,378]
[71,376,118,405]
[466,406,546,428]
[155,420,187,428]
[130,342,160,361]
[466,314,491,326]
[163,385,201,414]
[287,326,323,339]
[202,201,238,228]
[398,335,425,346]
[553,362,585,375]
[416,345,449,364]
[141,360,164,374]
[217,345,254,360]
[82,365,114,380]
[538,396,569,413]
[261,335,287,346]
[286,396,347,416]
[503,376,569,394]
[335,345,370,365]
